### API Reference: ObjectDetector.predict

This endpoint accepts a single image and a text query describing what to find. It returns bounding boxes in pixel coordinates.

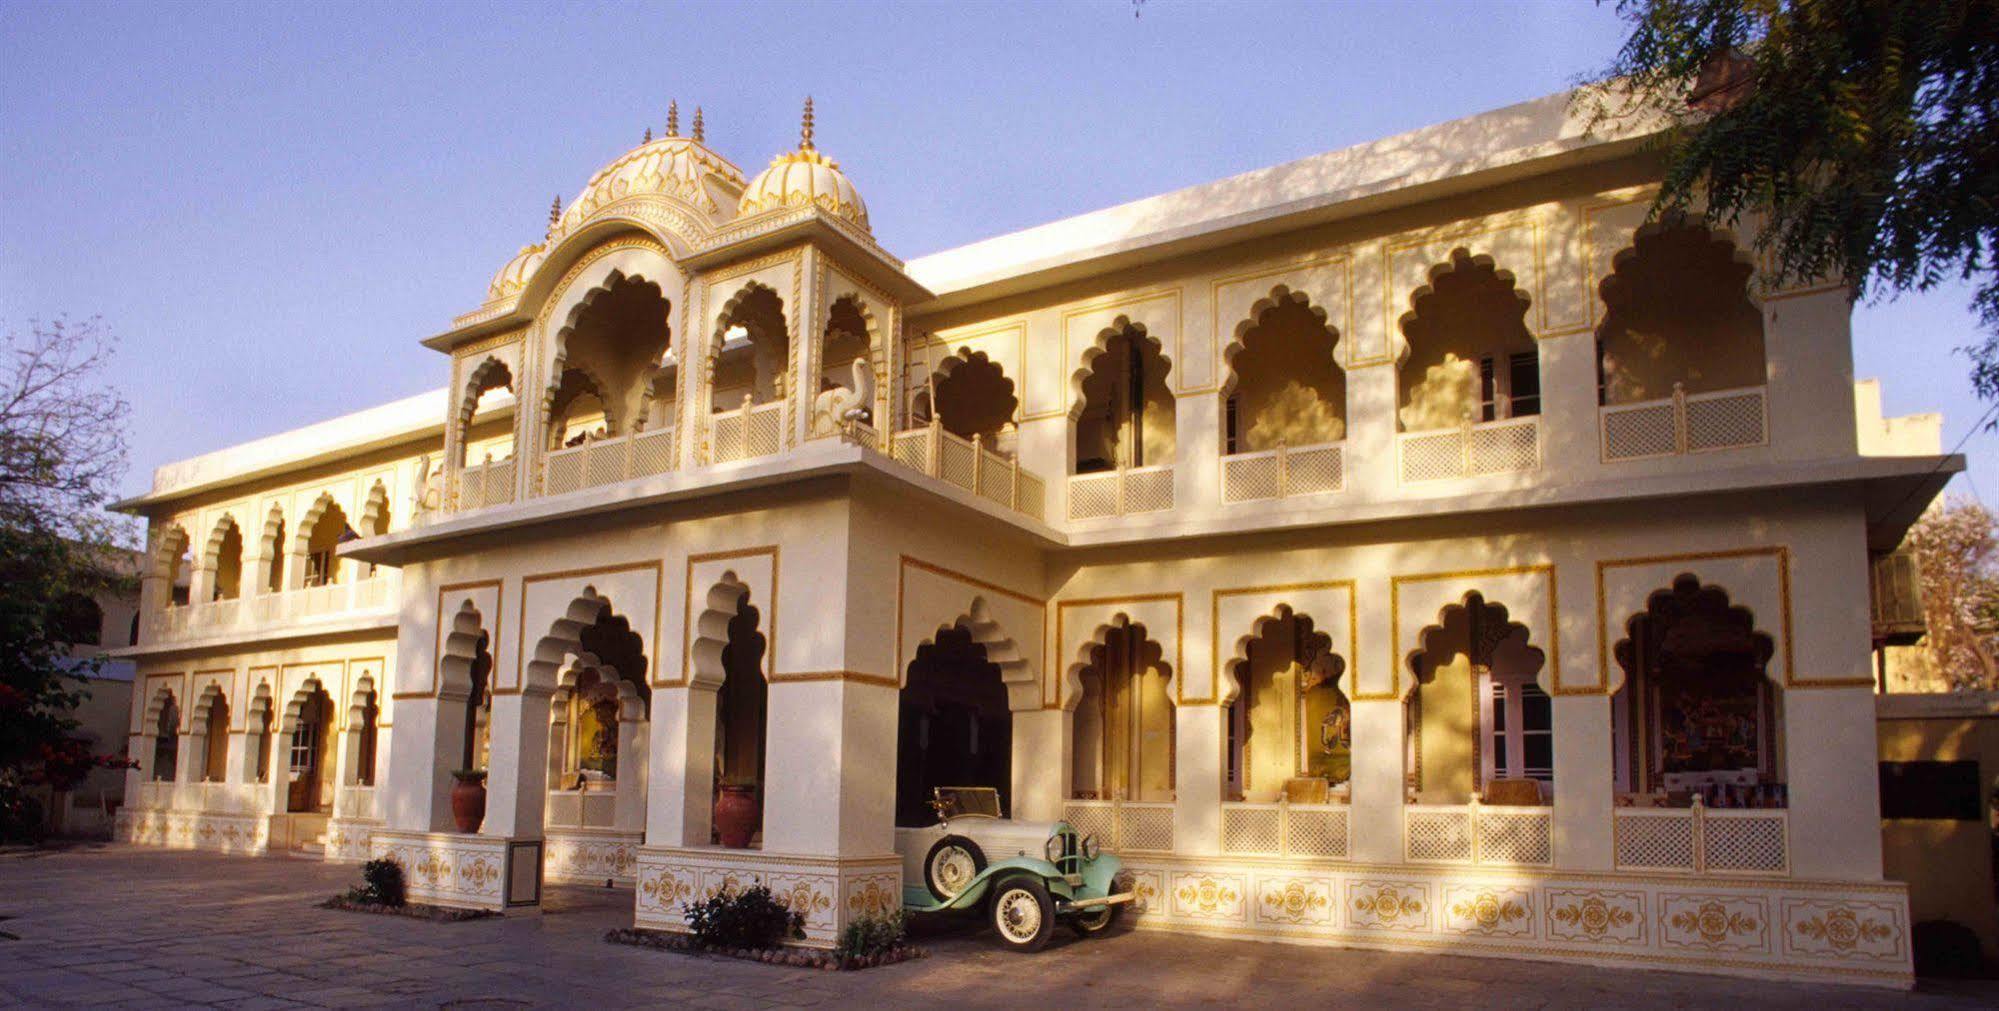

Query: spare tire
[923,835,986,902]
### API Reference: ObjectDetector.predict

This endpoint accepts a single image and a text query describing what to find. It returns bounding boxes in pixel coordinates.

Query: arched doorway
[1404,592,1549,805]
[286,684,337,813]
[713,590,768,846]
[897,624,1012,826]
[1070,621,1175,803]
[1224,608,1348,802]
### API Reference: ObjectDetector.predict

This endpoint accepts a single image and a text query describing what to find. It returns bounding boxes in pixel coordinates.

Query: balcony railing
[143,572,400,645]
[1220,800,1351,859]
[1403,802,1554,866]
[1398,416,1540,483]
[540,427,678,498]
[1613,803,1789,875]
[1068,463,1175,521]
[1221,441,1345,503]
[849,419,1048,522]
[454,456,518,512]
[710,400,784,464]
[1063,799,1176,854]
[1601,383,1767,462]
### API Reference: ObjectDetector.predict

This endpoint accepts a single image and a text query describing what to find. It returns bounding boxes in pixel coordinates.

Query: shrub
[683,885,802,950]
[350,858,407,907]
[835,909,906,964]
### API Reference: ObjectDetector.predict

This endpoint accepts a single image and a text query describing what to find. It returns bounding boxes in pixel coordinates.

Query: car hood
[938,816,1067,856]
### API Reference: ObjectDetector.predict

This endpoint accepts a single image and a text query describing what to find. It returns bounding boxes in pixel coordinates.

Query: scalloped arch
[143,683,180,730]
[1612,573,1778,692]
[1061,613,1177,711]
[279,677,332,734]
[1068,317,1174,420]
[1395,247,1532,367]
[438,599,490,701]
[1218,603,1344,706]
[521,587,618,695]
[291,492,345,556]
[457,355,514,438]
[153,524,191,582]
[910,596,1039,712]
[1403,590,1546,699]
[1601,219,1760,308]
[689,573,756,689]
[201,513,241,573]
[540,267,671,434]
[1220,285,1340,396]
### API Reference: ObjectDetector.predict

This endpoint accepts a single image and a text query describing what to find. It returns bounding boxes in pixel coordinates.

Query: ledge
[111,608,399,659]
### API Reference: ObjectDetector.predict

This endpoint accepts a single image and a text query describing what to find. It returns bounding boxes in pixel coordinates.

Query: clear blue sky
[0,0,1986,502]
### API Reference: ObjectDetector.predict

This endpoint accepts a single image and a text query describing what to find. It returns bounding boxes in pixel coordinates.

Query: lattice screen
[1018,473,1047,521]
[1223,454,1280,503]
[1120,805,1175,853]
[1123,467,1174,513]
[1400,431,1464,483]
[583,440,624,487]
[892,432,928,472]
[545,451,586,496]
[939,437,976,492]
[1221,806,1282,855]
[1285,806,1349,859]
[711,414,746,463]
[630,429,676,477]
[1602,403,1677,460]
[1468,420,1539,475]
[457,470,488,512]
[1686,390,1766,452]
[1064,803,1117,848]
[484,458,518,506]
[1404,808,1475,862]
[1477,809,1552,865]
[1614,811,1696,870]
[1703,813,1788,874]
[1068,473,1118,520]
[746,407,783,459]
[977,450,1013,504]
[1286,445,1343,495]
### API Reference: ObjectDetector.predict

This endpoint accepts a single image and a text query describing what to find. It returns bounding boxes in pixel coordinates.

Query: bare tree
[1907,498,1999,692]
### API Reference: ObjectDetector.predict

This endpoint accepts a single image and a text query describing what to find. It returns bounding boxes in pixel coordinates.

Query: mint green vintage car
[896,786,1135,952]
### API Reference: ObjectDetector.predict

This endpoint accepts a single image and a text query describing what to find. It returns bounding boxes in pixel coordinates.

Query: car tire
[1072,901,1122,937]
[923,835,986,902]
[987,875,1055,953]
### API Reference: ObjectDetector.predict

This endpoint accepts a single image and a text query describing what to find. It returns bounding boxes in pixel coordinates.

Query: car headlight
[1082,834,1101,861]
[1044,834,1064,862]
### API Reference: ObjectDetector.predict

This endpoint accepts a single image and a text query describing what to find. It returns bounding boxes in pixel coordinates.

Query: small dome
[556,134,746,236]
[487,242,548,301]
[736,99,869,231]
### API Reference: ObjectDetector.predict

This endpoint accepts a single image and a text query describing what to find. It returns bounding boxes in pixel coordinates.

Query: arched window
[160,525,191,608]
[714,589,768,846]
[462,632,493,772]
[287,685,335,813]
[897,625,1011,826]
[1405,592,1548,805]
[1224,291,1346,454]
[563,669,621,783]
[922,350,1018,451]
[301,501,351,589]
[211,519,244,600]
[1225,610,1347,802]
[1398,249,1538,431]
[1074,325,1175,474]
[821,296,872,395]
[355,689,379,787]
[262,509,287,594]
[458,359,516,466]
[546,368,610,450]
[1070,622,1174,802]
[1597,223,1765,405]
[201,694,230,783]
[151,695,180,782]
[711,284,788,412]
[50,593,102,646]
[552,272,671,437]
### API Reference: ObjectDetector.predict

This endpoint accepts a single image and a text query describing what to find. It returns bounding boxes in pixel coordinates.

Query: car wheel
[1072,901,1122,936]
[988,876,1055,953]
[923,835,986,902]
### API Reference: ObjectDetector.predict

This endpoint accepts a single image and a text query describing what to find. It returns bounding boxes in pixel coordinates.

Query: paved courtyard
[0,845,1992,1009]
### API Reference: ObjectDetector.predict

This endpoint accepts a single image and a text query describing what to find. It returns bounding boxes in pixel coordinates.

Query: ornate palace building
[112,92,1954,987]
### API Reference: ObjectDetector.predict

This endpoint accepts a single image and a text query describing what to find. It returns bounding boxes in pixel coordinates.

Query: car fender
[935,856,1069,911]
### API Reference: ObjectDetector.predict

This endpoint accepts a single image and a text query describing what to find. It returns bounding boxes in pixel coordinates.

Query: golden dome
[555,117,746,237]
[487,241,549,301]
[736,98,870,231]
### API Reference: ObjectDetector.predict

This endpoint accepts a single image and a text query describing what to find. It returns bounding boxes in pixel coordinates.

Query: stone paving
[1,845,1994,1009]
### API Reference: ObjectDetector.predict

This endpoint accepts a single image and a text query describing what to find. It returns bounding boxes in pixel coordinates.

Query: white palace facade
[111,92,1957,987]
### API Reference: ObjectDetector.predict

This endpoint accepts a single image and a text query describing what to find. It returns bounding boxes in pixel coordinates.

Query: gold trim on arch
[1210,251,1355,378]
[1382,564,1560,701]
[1594,546,1837,689]
[893,555,1046,690]
[412,578,503,700]
[507,561,664,695]
[672,545,780,688]
[1042,287,1186,420]
[1052,592,1186,707]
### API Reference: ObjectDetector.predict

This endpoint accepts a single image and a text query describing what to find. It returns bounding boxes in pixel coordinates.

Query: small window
[1879,761,1981,820]
[1508,352,1541,417]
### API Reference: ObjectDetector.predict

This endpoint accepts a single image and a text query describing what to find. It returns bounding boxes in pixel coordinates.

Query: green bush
[350,858,407,907]
[835,909,906,963]
[683,885,802,950]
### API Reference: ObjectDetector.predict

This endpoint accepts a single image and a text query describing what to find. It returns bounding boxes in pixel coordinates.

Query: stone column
[1347,698,1404,863]
[1550,693,1613,870]
[1783,685,1883,880]
[480,688,553,840]
[1174,704,1223,856]
[614,711,648,834]
[646,685,714,847]
[1010,708,1068,821]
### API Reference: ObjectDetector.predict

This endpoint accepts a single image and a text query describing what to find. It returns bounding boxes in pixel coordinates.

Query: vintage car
[894,786,1135,952]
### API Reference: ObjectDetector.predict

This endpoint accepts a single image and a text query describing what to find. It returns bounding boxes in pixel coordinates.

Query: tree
[1583,2,1999,396]
[1906,498,1999,691]
[0,317,136,841]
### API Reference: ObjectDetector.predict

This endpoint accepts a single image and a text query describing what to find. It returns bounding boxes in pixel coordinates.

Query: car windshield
[932,786,1003,820]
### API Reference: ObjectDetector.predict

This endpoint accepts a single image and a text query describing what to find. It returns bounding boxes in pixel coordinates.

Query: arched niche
[257,504,286,595]
[710,282,790,412]
[203,514,244,602]
[1072,319,1175,474]
[918,349,1018,451]
[280,679,337,813]
[145,687,180,783]
[242,680,274,784]
[155,524,191,609]
[1223,606,1349,802]
[1066,616,1175,802]
[1397,248,1538,432]
[1222,286,1346,454]
[688,575,767,847]
[1403,591,1549,805]
[543,269,672,439]
[1611,574,1783,803]
[293,494,351,589]
[190,682,230,783]
[457,356,517,466]
[1596,222,1766,405]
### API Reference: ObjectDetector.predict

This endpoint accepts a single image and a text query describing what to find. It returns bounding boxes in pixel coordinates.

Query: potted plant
[450,769,488,833]
[714,778,760,848]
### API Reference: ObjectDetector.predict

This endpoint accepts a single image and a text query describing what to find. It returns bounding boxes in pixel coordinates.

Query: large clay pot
[714,784,759,848]
[450,772,487,834]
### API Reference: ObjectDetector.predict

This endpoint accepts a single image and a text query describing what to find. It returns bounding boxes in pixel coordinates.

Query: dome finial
[692,106,705,143]
[800,96,815,150]
[547,194,562,237]
[643,126,652,144]
[666,100,680,137]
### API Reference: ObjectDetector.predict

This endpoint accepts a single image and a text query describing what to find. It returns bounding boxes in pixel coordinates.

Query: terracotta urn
[714,784,759,848]
[450,770,487,833]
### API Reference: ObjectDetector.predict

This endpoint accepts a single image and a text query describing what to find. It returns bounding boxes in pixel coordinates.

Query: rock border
[319,895,500,922]
[604,926,924,971]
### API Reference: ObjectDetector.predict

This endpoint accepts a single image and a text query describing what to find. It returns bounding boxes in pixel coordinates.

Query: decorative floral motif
[1256,877,1333,926]
[846,877,899,917]
[1661,896,1767,953]
[1349,882,1430,931]
[1784,900,1905,962]
[1793,908,1888,952]
[1447,889,1530,935]
[1171,874,1246,920]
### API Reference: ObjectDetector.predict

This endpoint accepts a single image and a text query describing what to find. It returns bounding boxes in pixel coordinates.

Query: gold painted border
[1053,592,1186,708]
[1038,287,1185,421]
[1593,546,1843,689]
[510,561,665,695]
[1210,251,1355,376]
[921,318,1030,423]
[1211,580,1360,795]
[1377,215,1550,366]
[1382,564,1560,701]
[672,545,780,688]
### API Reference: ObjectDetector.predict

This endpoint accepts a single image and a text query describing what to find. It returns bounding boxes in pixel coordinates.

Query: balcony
[142,572,399,647]
[710,401,784,464]
[1221,441,1345,503]
[1063,799,1176,854]
[1601,383,1767,462]
[455,456,518,511]
[541,427,678,497]
[1068,464,1175,521]
[1398,416,1540,483]
[849,419,1048,523]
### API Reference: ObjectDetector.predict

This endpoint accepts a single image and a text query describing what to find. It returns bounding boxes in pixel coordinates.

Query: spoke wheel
[988,876,1054,953]
[923,836,986,902]
[1073,901,1122,936]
